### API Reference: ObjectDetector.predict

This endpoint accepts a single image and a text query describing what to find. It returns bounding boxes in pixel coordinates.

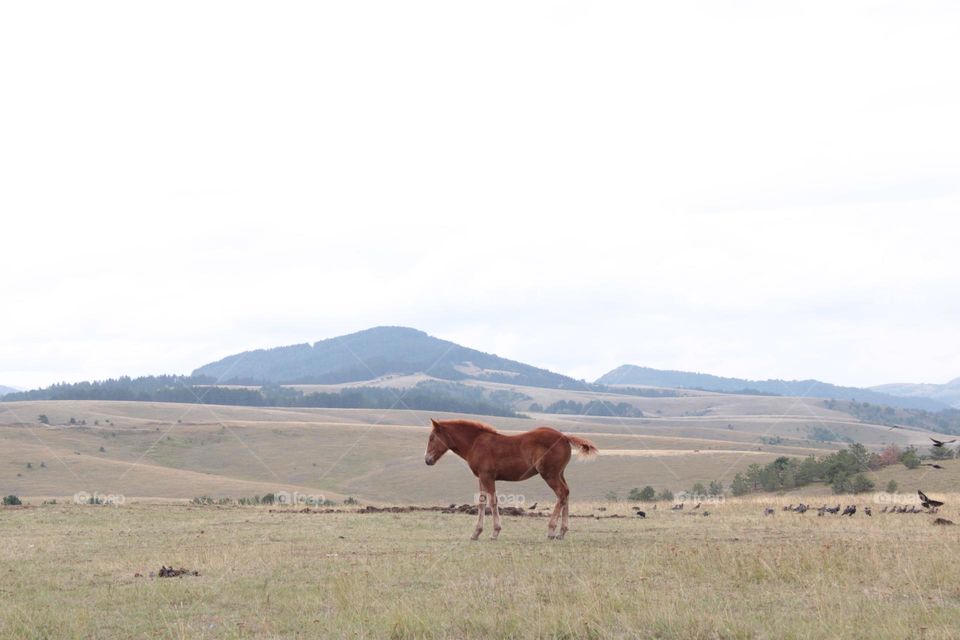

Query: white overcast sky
[2,1,959,390]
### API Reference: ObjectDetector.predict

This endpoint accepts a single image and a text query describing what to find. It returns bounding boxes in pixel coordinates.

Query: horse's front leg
[482,477,501,540]
[471,479,486,540]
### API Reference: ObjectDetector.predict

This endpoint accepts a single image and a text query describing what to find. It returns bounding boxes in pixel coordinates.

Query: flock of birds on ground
[622,491,951,524]
[763,490,949,521]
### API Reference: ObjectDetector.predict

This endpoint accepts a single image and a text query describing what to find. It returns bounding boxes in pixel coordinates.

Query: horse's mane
[435,419,499,434]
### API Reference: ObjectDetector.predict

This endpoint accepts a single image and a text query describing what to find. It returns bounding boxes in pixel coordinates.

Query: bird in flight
[922,463,946,470]
[918,490,944,509]
[930,437,956,448]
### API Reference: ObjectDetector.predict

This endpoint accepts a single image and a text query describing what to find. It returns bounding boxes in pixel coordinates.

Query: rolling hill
[0,399,944,503]
[596,364,947,411]
[0,385,18,397]
[193,326,578,389]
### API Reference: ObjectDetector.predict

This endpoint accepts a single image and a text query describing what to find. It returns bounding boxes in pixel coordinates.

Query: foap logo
[73,491,125,506]
[275,491,327,507]
[873,492,921,506]
[675,491,726,505]
[473,492,526,507]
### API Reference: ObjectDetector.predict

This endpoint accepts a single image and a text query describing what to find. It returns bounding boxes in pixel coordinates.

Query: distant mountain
[193,326,579,389]
[596,365,948,411]
[0,385,19,397]
[871,377,960,409]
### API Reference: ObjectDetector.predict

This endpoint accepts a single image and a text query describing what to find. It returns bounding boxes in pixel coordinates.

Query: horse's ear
[430,418,440,428]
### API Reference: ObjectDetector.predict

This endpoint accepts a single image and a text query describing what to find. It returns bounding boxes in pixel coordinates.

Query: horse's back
[516,426,573,466]
[472,427,570,481]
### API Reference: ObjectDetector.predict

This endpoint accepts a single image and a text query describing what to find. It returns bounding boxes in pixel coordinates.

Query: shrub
[731,474,750,496]
[3,495,22,506]
[849,473,875,494]
[886,479,898,493]
[656,488,674,501]
[901,447,921,469]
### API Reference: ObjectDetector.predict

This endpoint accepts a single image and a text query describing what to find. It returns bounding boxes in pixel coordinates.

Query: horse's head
[424,418,450,466]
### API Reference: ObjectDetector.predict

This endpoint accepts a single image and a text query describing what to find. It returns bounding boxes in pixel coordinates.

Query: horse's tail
[565,434,599,460]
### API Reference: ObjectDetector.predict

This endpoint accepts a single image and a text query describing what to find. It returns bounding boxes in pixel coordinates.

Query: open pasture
[2,497,960,639]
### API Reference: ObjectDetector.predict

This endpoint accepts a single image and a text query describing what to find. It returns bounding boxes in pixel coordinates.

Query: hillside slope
[193,326,578,389]
[597,365,946,411]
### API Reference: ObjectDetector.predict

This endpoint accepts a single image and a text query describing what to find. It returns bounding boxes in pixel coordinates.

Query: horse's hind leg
[543,473,569,540]
[558,473,570,539]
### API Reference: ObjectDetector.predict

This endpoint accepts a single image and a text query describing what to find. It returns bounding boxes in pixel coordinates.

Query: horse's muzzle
[424,455,435,466]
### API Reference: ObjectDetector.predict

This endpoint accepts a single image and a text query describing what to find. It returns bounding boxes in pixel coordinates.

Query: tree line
[3,375,524,417]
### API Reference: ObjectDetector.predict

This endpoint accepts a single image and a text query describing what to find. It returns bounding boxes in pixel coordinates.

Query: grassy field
[2,497,960,639]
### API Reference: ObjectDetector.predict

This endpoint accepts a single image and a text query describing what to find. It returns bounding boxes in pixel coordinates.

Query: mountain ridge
[596,364,948,411]
[871,377,960,409]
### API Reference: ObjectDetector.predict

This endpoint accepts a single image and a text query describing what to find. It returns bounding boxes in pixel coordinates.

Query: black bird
[693,503,701,510]
[922,463,945,470]
[825,504,841,515]
[635,510,646,518]
[764,507,775,516]
[841,505,856,516]
[930,437,956,448]
[864,506,872,516]
[918,490,944,509]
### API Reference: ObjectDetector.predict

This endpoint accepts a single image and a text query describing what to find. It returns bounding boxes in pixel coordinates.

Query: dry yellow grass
[2,497,959,639]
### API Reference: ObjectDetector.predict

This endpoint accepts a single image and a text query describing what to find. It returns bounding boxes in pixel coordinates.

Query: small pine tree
[901,447,921,469]
[730,473,749,496]
[708,480,724,496]
[930,445,954,460]
[849,473,875,494]
[885,479,898,493]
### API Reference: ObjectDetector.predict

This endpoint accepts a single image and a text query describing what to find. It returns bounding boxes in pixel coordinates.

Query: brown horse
[424,418,598,540]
